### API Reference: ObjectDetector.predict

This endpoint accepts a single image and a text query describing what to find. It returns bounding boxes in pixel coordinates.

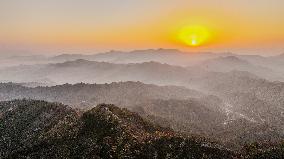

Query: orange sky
[1,0,284,54]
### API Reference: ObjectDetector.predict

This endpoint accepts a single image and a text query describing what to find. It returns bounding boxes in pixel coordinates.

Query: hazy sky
[1,0,284,55]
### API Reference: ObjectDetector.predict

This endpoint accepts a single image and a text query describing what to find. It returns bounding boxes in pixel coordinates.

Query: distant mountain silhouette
[0,81,203,109]
[196,56,283,81]
[1,49,283,78]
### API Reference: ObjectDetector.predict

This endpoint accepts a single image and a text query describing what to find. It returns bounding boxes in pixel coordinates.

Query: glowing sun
[178,25,211,47]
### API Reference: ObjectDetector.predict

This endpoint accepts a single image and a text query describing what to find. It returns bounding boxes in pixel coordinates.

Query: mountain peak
[130,48,181,54]
[85,104,169,135]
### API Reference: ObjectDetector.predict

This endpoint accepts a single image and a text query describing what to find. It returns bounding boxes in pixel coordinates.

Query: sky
[1,0,284,55]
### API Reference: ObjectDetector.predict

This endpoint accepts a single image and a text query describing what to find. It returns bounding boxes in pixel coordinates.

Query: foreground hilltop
[0,99,238,158]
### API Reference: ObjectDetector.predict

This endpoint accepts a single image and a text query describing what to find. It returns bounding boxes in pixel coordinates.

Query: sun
[178,25,211,47]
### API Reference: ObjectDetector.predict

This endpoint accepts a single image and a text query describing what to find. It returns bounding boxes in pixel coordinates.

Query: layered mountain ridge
[1,48,284,158]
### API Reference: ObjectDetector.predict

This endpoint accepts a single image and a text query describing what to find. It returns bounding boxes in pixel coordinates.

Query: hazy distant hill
[1,59,284,125]
[48,49,284,78]
[198,56,252,71]
[0,82,203,109]
[0,55,48,68]
[1,49,283,84]
[1,60,284,126]
[0,60,194,85]
[0,49,232,68]
[0,58,268,86]
[197,56,284,81]
[0,99,237,158]
[1,49,283,80]
[49,49,223,66]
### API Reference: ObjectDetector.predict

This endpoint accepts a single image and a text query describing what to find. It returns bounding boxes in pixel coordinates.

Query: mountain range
[1,81,284,150]
[1,49,283,81]
[0,99,239,158]
[1,48,284,158]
